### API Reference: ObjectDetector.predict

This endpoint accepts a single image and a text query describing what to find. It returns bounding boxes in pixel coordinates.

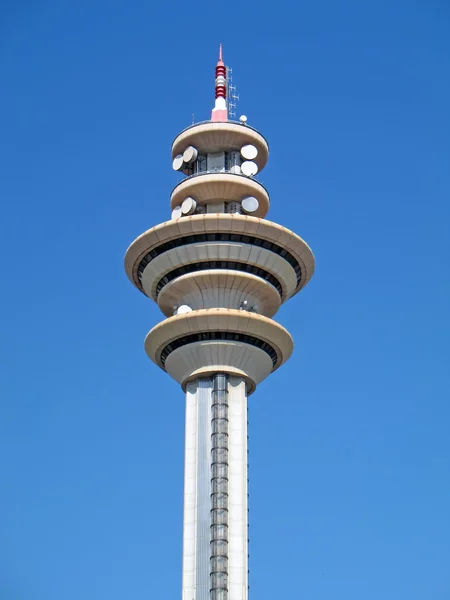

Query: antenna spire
[211,45,228,122]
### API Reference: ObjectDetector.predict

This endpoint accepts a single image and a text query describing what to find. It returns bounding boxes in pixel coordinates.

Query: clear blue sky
[1,1,449,598]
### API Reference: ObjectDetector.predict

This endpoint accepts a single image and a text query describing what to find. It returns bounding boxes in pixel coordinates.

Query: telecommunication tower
[124,45,315,600]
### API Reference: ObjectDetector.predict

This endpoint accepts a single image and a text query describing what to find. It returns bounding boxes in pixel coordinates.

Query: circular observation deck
[144,308,293,394]
[156,270,281,318]
[172,121,269,172]
[170,172,270,218]
[124,214,315,317]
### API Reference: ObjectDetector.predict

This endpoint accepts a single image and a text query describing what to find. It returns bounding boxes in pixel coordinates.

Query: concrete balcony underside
[125,214,315,299]
[144,308,293,393]
[165,341,271,394]
[172,121,269,171]
[156,271,282,318]
[170,172,270,218]
[140,241,298,304]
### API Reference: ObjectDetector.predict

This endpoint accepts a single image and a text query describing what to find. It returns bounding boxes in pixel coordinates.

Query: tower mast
[124,46,315,600]
[211,44,228,122]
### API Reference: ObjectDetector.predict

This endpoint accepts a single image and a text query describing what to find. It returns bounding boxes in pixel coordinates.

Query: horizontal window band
[154,260,283,297]
[160,331,278,367]
[137,232,302,288]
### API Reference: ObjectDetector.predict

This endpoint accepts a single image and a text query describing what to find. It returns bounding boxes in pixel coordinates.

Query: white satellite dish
[241,161,258,177]
[183,146,198,164]
[171,205,182,220]
[176,304,192,315]
[230,165,241,174]
[239,115,248,124]
[181,197,197,215]
[172,154,184,171]
[241,144,258,160]
[241,196,259,214]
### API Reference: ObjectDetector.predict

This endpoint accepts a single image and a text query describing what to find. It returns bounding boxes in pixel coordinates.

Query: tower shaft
[183,376,248,600]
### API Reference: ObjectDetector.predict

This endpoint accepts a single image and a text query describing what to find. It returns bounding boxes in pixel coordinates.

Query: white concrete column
[227,377,248,600]
[182,376,248,600]
[182,379,213,600]
[182,382,199,600]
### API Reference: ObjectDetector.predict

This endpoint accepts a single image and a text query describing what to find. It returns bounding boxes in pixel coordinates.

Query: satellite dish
[239,115,248,124]
[172,154,184,171]
[230,165,241,174]
[241,161,258,177]
[241,196,259,214]
[171,205,182,220]
[181,197,197,215]
[183,146,198,164]
[241,144,258,160]
[176,304,192,315]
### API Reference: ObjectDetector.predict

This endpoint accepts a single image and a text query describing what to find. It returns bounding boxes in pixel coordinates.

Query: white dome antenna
[183,146,198,164]
[241,196,259,214]
[171,205,182,220]
[172,154,184,171]
[176,305,193,315]
[241,144,258,160]
[241,161,258,177]
[181,197,197,215]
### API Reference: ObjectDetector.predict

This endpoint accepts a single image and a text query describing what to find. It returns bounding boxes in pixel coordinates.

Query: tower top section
[124,43,316,396]
[211,44,228,122]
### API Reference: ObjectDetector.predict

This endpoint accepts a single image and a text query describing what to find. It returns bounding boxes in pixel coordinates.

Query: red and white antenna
[211,44,228,122]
